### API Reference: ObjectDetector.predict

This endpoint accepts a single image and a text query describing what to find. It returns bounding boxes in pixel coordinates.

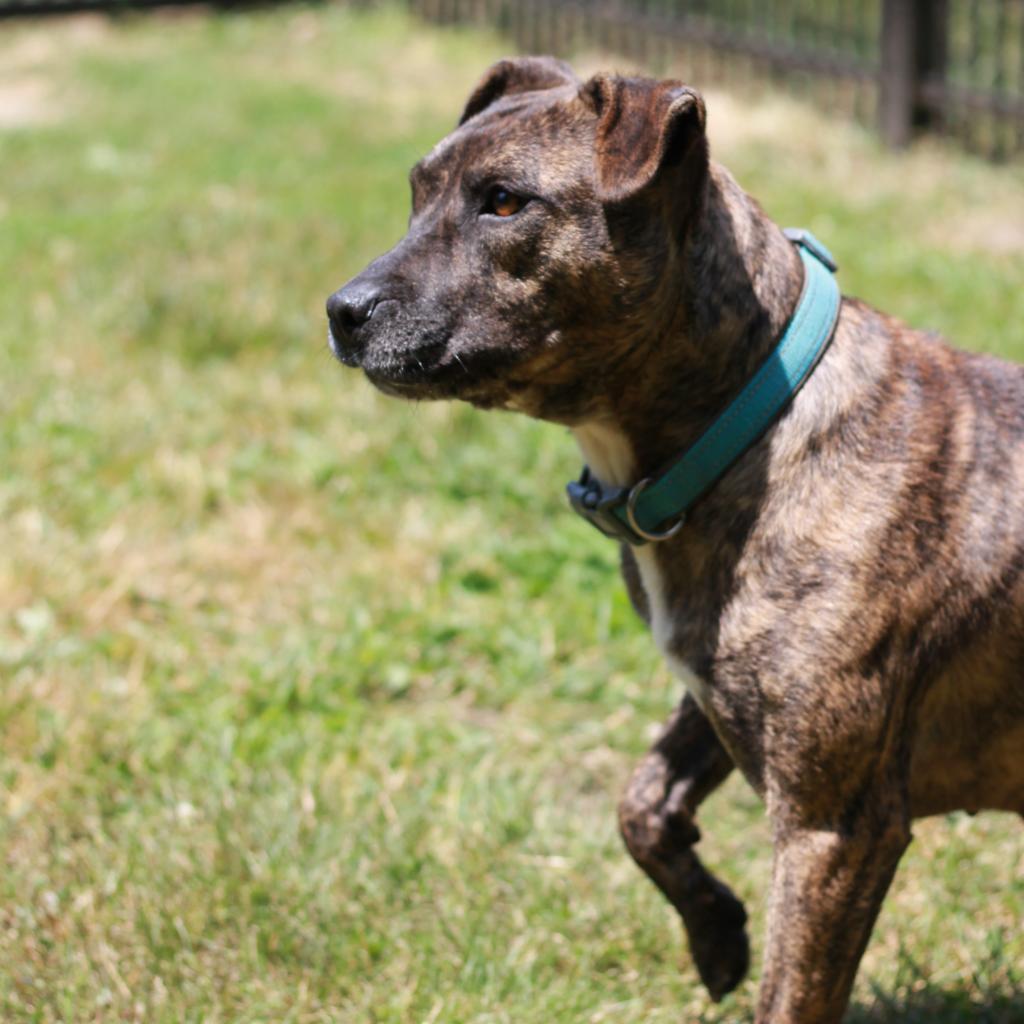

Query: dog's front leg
[618,693,748,1000]
[756,787,911,1023]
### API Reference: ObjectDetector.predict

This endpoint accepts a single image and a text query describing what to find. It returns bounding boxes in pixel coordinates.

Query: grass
[1,5,1023,1022]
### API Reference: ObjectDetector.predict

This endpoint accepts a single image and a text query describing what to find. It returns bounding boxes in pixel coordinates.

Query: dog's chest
[572,422,710,708]
[630,548,710,707]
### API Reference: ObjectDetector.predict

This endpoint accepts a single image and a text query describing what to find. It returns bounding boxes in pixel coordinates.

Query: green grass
[1,6,1023,1022]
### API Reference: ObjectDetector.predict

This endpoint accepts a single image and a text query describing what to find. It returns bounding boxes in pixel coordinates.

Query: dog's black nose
[327,283,380,360]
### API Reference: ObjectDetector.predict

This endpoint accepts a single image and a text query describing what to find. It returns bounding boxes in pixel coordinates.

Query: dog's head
[327,57,708,423]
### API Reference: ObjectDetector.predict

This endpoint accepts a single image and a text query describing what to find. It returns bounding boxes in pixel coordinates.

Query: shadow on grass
[847,987,1024,1023]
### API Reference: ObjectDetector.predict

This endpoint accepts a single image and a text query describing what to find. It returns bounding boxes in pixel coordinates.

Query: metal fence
[405,0,1024,160]
[3,0,1023,159]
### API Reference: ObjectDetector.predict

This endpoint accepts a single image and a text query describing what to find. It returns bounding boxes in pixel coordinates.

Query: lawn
[1,5,1022,1022]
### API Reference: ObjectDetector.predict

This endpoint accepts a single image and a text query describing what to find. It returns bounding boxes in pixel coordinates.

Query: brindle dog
[326,57,1024,1023]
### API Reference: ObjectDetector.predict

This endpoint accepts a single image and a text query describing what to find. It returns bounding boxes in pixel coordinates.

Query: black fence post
[912,0,948,133]
[879,0,949,148]
[880,0,916,147]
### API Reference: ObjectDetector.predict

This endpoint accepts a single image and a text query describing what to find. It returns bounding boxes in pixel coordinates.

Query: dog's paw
[681,878,750,1001]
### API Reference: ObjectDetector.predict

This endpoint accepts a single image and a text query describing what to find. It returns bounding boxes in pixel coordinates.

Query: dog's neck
[573,163,804,489]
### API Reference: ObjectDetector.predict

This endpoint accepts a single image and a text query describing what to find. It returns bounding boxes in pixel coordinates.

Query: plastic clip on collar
[566,228,842,546]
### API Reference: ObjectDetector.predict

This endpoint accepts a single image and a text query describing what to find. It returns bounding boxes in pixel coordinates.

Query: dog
[326,56,1024,1023]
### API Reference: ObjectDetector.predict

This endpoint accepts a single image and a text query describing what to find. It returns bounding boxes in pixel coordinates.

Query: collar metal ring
[626,478,685,543]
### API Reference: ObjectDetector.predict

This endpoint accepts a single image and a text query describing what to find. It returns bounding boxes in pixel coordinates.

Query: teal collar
[567,229,841,546]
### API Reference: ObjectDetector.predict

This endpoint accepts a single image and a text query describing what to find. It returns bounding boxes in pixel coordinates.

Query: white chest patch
[571,421,710,710]
[633,547,710,710]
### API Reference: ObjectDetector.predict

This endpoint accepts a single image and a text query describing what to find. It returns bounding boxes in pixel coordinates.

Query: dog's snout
[329,287,378,335]
[326,282,382,361]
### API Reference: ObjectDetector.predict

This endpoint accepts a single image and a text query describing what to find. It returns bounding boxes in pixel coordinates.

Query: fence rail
[0,0,236,14]
[3,0,1024,159]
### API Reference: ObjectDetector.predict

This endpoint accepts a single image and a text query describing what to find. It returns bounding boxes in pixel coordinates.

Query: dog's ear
[582,74,707,204]
[460,56,578,126]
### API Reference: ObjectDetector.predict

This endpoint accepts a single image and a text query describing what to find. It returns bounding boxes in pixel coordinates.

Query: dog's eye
[484,186,525,218]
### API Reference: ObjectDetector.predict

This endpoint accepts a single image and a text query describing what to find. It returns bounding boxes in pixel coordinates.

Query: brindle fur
[327,57,1024,1023]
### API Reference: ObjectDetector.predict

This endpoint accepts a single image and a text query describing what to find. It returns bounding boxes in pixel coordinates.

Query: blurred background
[1,1,1022,1022]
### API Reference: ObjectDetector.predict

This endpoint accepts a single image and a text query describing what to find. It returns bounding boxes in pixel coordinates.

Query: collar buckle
[783,227,838,273]
[567,469,685,546]
[566,468,644,545]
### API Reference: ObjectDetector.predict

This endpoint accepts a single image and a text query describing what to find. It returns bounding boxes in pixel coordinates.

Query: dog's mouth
[359,337,467,401]
[334,330,530,406]
[328,325,446,389]
[362,338,447,382]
